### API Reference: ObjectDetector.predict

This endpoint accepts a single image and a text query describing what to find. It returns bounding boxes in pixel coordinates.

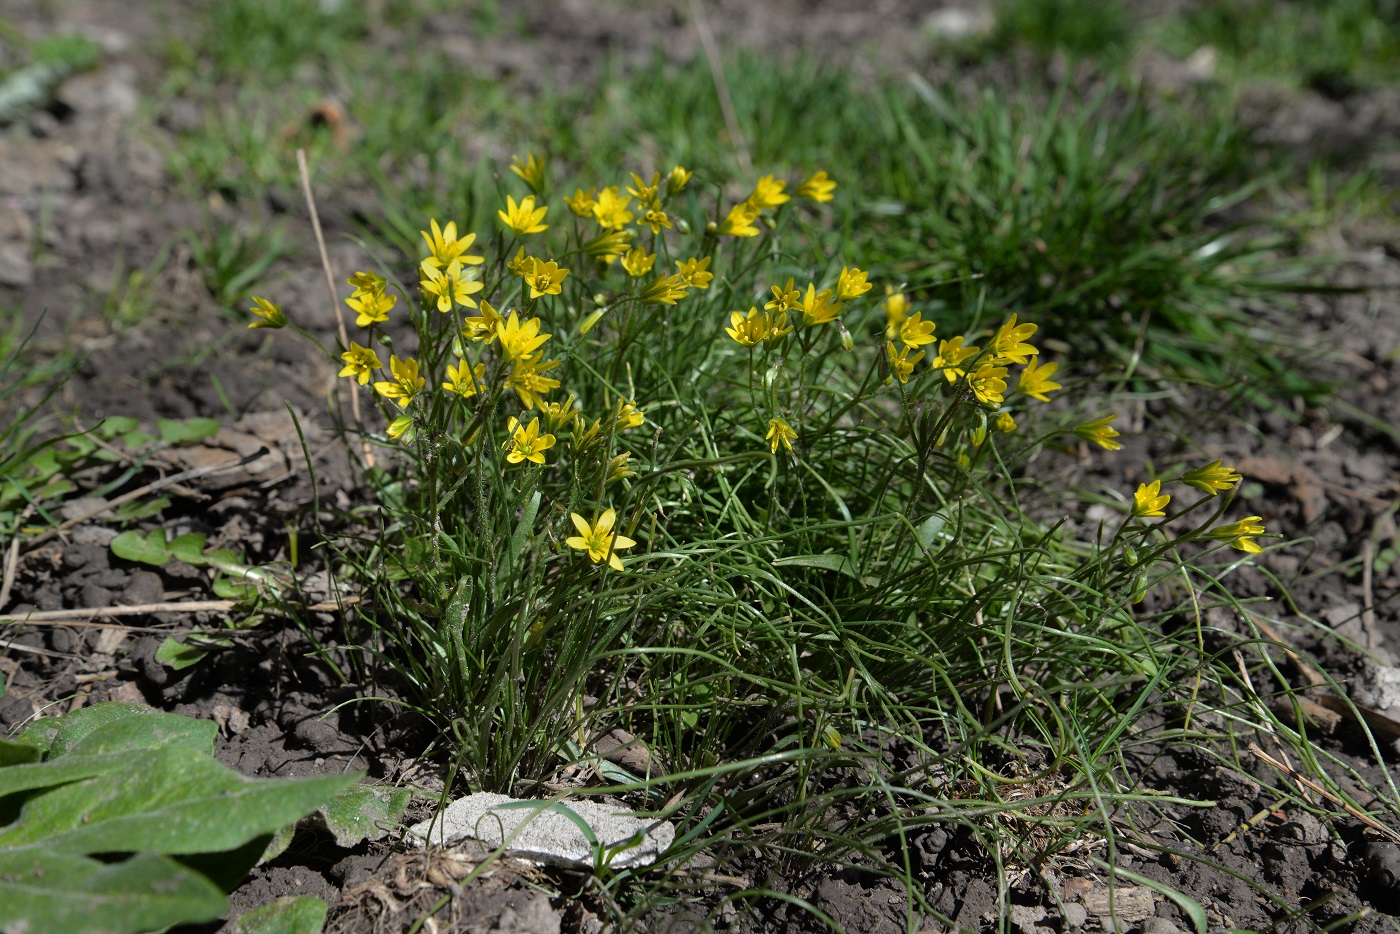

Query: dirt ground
[2,1,1400,932]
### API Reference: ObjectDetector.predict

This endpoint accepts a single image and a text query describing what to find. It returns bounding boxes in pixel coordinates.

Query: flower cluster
[1125,460,1264,552]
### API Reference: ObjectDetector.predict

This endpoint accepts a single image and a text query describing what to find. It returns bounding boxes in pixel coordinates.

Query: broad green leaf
[258,821,296,865]
[0,738,40,767]
[17,703,216,759]
[227,895,327,934]
[167,531,210,564]
[118,429,156,449]
[316,783,410,847]
[0,744,359,854]
[214,575,260,600]
[0,849,225,934]
[97,416,141,439]
[155,637,214,670]
[0,751,137,799]
[110,528,170,566]
[157,417,220,445]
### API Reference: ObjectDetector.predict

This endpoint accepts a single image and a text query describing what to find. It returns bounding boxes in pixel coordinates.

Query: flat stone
[1080,885,1156,923]
[407,792,674,870]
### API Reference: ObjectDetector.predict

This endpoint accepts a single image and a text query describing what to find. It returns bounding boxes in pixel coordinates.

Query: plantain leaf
[0,849,225,934]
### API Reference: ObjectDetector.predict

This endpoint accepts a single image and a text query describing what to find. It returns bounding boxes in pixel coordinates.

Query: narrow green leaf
[111,495,170,522]
[510,490,541,567]
[1091,858,1209,934]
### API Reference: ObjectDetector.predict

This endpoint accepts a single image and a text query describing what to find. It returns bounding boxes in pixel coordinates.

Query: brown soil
[2,1,1399,932]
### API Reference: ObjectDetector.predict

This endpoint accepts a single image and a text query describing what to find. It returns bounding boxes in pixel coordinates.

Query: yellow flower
[498,311,551,360]
[640,208,672,234]
[676,256,713,289]
[346,288,396,327]
[932,336,979,383]
[1182,459,1243,496]
[499,195,549,236]
[614,399,645,432]
[744,174,790,211]
[627,171,661,205]
[667,165,693,197]
[795,170,836,203]
[606,452,636,484]
[373,355,425,408]
[995,412,1017,433]
[990,313,1039,364]
[1016,357,1061,402]
[799,284,843,326]
[638,274,690,305]
[897,311,937,349]
[509,152,547,194]
[347,270,386,294]
[883,288,909,340]
[1208,516,1266,554]
[420,219,483,272]
[508,246,534,277]
[969,363,1009,406]
[442,358,487,398]
[583,228,633,260]
[523,259,568,298]
[543,394,579,432]
[565,187,598,217]
[247,295,287,329]
[766,417,797,453]
[1072,414,1122,451]
[386,415,414,444]
[593,187,634,229]
[621,246,656,279]
[338,342,382,385]
[718,203,760,237]
[504,416,556,465]
[420,262,482,312]
[462,299,506,344]
[836,267,872,301]
[507,356,562,410]
[765,277,801,313]
[566,509,636,571]
[725,307,790,347]
[886,342,925,384]
[1131,480,1171,518]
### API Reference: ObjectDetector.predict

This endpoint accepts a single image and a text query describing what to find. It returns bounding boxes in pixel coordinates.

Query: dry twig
[297,148,374,469]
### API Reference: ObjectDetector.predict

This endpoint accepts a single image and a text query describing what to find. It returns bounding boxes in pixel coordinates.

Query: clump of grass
[241,156,1371,925]
[991,0,1134,59]
[1164,0,1400,92]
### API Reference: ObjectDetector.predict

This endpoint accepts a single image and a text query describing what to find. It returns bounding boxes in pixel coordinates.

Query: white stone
[406,792,674,870]
[924,7,995,41]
